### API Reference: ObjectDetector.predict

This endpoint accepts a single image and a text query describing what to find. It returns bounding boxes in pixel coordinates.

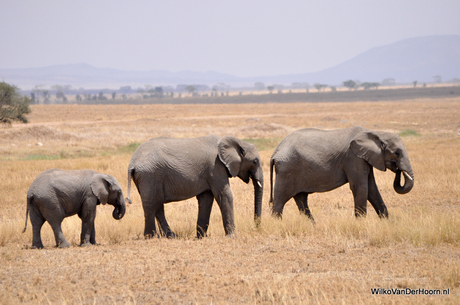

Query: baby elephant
[23,169,126,249]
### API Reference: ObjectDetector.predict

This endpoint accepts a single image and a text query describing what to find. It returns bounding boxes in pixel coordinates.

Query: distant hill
[1,35,459,90]
[0,63,241,90]
[263,35,460,85]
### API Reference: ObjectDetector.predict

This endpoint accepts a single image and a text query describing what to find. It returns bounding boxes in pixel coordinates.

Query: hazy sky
[1,0,459,77]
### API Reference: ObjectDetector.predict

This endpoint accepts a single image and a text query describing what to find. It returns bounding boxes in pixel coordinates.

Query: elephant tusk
[257,180,262,188]
[403,170,413,181]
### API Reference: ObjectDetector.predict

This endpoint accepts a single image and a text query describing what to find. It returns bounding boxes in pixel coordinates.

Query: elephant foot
[31,244,44,249]
[196,232,207,239]
[166,231,178,239]
[144,233,155,239]
[57,241,71,248]
[80,242,97,247]
[354,208,367,218]
[377,209,389,219]
[225,232,237,239]
[144,230,178,239]
[302,212,315,224]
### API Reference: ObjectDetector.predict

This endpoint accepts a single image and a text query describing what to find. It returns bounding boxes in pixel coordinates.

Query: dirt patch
[0,126,80,142]
[239,122,291,138]
[320,116,339,121]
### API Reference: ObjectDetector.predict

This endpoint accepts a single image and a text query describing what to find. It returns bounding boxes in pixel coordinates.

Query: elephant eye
[253,159,259,165]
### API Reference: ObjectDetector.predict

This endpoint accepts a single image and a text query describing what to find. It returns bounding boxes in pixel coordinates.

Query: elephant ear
[218,136,244,177]
[90,174,110,205]
[350,131,386,171]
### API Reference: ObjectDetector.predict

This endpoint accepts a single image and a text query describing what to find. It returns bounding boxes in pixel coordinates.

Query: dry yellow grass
[0,98,459,304]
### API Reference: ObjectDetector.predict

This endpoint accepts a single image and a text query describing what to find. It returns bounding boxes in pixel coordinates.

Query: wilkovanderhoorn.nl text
[371,288,450,296]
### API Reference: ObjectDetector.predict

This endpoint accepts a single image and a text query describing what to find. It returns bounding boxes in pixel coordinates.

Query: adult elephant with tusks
[270,126,414,221]
[125,135,264,238]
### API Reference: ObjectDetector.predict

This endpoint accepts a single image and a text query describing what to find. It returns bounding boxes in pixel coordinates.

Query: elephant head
[350,130,414,194]
[218,136,264,222]
[91,174,126,219]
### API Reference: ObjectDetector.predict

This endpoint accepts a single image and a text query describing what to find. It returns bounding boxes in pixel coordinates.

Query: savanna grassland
[1,97,460,304]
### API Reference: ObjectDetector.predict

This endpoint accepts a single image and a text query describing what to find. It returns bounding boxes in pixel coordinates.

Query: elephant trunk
[393,169,414,194]
[252,169,264,226]
[112,201,126,220]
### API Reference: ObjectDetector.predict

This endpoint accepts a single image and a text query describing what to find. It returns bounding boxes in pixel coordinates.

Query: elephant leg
[272,197,290,218]
[271,171,296,218]
[367,170,389,218]
[140,190,161,238]
[213,184,235,237]
[30,208,45,249]
[80,222,92,246]
[79,207,96,246]
[349,178,369,217]
[80,221,97,246]
[90,222,97,245]
[294,192,314,222]
[196,190,214,238]
[143,203,158,238]
[272,183,292,218]
[155,204,177,239]
[49,220,70,248]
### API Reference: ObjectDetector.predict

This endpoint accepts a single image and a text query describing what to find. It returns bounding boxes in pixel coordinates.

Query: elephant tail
[22,196,32,233]
[269,158,275,204]
[125,167,134,204]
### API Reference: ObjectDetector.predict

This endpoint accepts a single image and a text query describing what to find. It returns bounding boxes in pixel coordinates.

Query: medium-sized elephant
[125,135,264,238]
[23,169,126,249]
[270,126,414,220]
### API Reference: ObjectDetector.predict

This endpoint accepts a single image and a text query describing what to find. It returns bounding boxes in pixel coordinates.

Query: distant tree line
[16,73,457,105]
[343,80,380,90]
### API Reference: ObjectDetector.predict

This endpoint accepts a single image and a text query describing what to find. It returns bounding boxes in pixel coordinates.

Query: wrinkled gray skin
[126,135,263,238]
[23,169,126,249]
[270,126,414,220]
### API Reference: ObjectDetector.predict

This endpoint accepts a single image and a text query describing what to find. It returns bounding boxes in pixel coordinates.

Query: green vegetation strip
[23,154,61,161]
[242,138,281,152]
[18,142,142,161]
[399,129,420,137]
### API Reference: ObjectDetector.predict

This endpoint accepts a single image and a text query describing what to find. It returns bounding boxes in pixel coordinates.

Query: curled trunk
[112,202,126,220]
[393,169,414,194]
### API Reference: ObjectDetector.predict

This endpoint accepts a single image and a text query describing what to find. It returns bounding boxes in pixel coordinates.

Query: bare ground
[2,237,458,304]
[1,98,459,304]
